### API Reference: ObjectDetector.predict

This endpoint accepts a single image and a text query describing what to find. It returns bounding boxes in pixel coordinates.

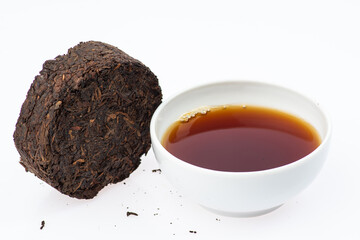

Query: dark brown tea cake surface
[13,41,162,199]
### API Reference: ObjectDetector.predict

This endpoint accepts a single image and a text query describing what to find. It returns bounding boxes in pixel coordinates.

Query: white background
[1,0,359,239]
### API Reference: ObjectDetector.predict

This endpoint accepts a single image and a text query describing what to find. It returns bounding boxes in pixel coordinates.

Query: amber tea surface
[161,105,321,172]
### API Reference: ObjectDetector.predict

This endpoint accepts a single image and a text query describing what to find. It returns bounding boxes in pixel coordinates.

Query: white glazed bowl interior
[150,81,331,217]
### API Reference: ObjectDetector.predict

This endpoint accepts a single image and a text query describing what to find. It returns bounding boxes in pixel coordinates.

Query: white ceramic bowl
[150,81,331,217]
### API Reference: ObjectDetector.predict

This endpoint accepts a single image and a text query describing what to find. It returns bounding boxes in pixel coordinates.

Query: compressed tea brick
[13,41,162,199]
[14,41,162,199]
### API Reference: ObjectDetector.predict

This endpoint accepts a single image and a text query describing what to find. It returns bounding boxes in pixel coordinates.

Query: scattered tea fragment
[126,211,138,217]
[152,169,162,173]
[40,220,45,230]
[13,41,162,199]
[189,230,197,234]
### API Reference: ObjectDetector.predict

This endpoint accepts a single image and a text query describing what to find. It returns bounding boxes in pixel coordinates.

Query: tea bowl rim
[150,80,332,176]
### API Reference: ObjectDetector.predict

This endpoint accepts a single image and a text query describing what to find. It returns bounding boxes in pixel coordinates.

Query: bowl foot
[201,204,283,218]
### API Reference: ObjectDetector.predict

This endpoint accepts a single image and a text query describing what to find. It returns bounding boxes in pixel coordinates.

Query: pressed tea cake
[13,41,162,199]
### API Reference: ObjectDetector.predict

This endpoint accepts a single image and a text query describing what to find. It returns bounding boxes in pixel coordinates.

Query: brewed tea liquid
[161,105,321,172]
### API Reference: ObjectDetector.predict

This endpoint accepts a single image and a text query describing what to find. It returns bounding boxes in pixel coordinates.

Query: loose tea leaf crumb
[40,220,45,230]
[189,230,197,234]
[152,169,162,173]
[126,211,138,217]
